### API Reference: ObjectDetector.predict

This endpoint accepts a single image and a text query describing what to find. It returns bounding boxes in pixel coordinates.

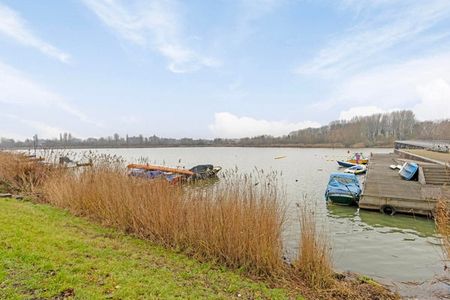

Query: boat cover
[129,168,164,179]
[325,172,361,198]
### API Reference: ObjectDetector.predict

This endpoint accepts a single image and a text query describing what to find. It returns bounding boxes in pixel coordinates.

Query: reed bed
[294,203,333,289]
[0,151,55,194]
[436,198,450,263]
[41,164,286,277]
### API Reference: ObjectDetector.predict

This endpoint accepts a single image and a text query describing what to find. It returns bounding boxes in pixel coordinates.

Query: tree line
[1,110,449,149]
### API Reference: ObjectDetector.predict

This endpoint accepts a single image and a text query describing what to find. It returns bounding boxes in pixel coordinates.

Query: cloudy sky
[1,0,449,140]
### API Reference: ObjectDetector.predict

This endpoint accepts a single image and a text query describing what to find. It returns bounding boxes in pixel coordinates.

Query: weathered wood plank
[360,153,446,216]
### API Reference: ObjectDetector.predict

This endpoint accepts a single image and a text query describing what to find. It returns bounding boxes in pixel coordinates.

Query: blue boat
[399,162,419,180]
[337,160,356,168]
[128,168,183,184]
[325,173,361,206]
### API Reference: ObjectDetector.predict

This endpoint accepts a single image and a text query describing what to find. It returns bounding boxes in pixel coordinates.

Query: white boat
[344,164,367,175]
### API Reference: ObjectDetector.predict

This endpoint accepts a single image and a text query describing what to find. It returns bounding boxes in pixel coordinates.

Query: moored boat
[337,153,369,167]
[399,162,419,180]
[127,163,221,183]
[347,158,369,165]
[189,164,222,180]
[346,152,369,165]
[344,164,367,175]
[325,173,361,206]
[337,160,356,168]
[127,165,188,184]
[127,164,194,176]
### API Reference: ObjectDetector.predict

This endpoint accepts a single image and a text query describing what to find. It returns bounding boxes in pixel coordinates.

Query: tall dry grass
[294,202,333,289]
[0,151,55,194]
[42,164,286,277]
[436,198,450,263]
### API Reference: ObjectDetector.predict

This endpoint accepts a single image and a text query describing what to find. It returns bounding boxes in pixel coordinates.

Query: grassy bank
[0,198,291,299]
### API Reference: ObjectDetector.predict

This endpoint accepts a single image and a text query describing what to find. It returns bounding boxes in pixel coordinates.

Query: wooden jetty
[359,153,450,217]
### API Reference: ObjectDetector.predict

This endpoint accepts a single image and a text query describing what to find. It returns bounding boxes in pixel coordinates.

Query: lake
[63,147,447,298]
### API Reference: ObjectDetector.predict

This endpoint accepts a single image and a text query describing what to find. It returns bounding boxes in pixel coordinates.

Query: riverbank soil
[0,198,292,299]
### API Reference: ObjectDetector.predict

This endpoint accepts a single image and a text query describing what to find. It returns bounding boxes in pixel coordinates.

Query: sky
[0,0,450,140]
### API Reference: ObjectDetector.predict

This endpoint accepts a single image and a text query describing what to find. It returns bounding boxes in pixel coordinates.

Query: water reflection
[327,204,436,237]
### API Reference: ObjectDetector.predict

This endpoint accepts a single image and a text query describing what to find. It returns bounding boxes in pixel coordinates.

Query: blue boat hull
[337,160,356,168]
[399,162,419,180]
[326,193,359,206]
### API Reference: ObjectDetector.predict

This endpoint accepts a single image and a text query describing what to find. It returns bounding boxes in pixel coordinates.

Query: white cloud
[239,0,283,21]
[120,115,141,124]
[83,0,219,73]
[0,113,68,139]
[0,61,82,119]
[232,0,283,43]
[0,3,70,63]
[0,133,27,141]
[296,1,450,76]
[415,79,450,120]
[338,0,401,14]
[319,53,450,121]
[339,106,387,120]
[0,60,101,131]
[209,112,320,138]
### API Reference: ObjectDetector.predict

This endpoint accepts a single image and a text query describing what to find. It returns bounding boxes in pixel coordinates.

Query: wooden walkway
[360,153,449,216]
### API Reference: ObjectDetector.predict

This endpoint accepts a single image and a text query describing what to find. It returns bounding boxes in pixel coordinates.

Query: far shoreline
[3,144,393,151]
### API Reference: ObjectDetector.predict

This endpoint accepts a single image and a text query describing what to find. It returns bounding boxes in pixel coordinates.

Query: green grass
[0,198,296,299]
[358,276,380,287]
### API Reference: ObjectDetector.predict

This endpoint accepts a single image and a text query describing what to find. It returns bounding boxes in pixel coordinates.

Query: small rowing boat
[127,164,194,176]
[347,153,369,165]
[399,162,419,180]
[337,160,356,168]
[344,164,366,175]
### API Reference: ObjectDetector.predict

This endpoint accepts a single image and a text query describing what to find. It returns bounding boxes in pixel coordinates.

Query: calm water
[65,147,447,297]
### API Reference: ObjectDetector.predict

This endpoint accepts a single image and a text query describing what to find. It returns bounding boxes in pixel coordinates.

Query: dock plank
[360,153,445,216]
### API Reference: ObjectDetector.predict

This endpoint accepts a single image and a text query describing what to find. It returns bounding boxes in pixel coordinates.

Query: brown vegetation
[0,151,53,194]
[294,203,333,289]
[0,151,398,299]
[436,198,450,263]
[43,167,285,277]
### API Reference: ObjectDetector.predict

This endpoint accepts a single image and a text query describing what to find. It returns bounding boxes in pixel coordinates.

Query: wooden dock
[359,153,450,216]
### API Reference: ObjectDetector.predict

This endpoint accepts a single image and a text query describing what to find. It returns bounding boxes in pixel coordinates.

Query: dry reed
[41,163,286,277]
[436,198,450,263]
[0,151,55,194]
[294,202,333,289]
